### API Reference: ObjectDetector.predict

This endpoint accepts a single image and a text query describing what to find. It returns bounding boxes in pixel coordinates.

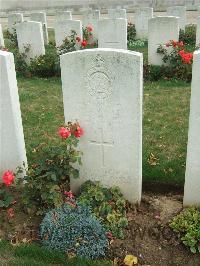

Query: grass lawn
[17,76,191,186]
[0,241,112,266]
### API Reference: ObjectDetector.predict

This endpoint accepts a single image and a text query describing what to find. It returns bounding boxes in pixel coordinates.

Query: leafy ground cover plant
[17,122,84,215]
[78,181,128,239]
[170,208,200,253]
[40,199,108,259]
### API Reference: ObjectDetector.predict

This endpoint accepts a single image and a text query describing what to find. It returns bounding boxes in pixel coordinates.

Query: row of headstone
[1,46,200,206]
[0,44,200,206]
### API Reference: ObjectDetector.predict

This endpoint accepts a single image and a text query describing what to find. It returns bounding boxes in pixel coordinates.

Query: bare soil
[108,193,200,266]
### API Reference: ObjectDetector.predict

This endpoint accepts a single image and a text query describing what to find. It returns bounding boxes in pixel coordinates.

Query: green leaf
[190,246,197,253]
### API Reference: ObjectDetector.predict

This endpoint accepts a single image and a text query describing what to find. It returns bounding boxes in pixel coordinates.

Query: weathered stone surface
[98,18,127,49]
[8,13,23,33]
[148,16,179,65]
[196,16,200,46]
[0,24,4,47]
[30,12,48,44]
[167,6,186,30]
[16,21,45,63]
[0,51,27,175]
[82,10,100,39]
[54,19,82,47]
[135,7,153,39]
[60,48,143,204]
[55,11,72,21]
[108,8,127,18]
[183,50,200,207]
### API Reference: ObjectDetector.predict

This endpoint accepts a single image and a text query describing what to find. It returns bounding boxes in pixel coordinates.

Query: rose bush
[156,40,195,82]
[17,122,84,215]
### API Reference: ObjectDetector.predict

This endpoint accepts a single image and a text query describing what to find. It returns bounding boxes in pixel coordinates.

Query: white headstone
[16,21,45,64]
[167,6,186,30]
[108,8,127,19]
[135,7,153,40]
[98,19,127,49]
[8,13,24,34]
[60,48,143,204]
[196,17,200,46]
[0,51,27,175]
[54,19,82,47]
[183,50,200,207]
[82,10,100,39]
[55,11,72,21]
[0,24,4,47]
[30,12,48,45]
[148,16,179,65]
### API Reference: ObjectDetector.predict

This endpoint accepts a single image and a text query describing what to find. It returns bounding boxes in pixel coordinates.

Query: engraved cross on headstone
[89,127,113,167]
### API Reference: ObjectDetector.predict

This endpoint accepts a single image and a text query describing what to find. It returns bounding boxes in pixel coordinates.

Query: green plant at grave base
[78,181,128,239]
[17,122,83,215]
[128,39,146,49]
[127,22,136,45]
[4,28,18,48]
[40,203,108,259]
[179,25,196,46]
[143,64,184,82]
[12,48,29,76]
[170,208,200,253]
[29,44,60,77]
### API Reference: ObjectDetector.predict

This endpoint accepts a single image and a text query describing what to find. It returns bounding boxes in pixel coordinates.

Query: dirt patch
[108,193,200,266]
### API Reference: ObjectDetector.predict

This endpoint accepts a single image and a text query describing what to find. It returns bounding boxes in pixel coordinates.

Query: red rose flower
[58,127,71,139]
[64,191,74,199]
[172,40,178,47]
[86,25,93,32]
[2,171,15,186]
[74,126,84,138]
[178,41,184,47]
[81,40,87,48]
[76,36,81,43]
[106,232,113,239]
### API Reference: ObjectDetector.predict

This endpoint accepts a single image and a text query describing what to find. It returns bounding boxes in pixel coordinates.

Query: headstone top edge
[60,48,143,60]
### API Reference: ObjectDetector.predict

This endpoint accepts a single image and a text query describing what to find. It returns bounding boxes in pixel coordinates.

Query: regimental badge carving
[86,54,113,100]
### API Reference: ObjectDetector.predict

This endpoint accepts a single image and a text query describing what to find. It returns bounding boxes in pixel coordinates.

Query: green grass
[17,76,191,186]
[0,241,112,266]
